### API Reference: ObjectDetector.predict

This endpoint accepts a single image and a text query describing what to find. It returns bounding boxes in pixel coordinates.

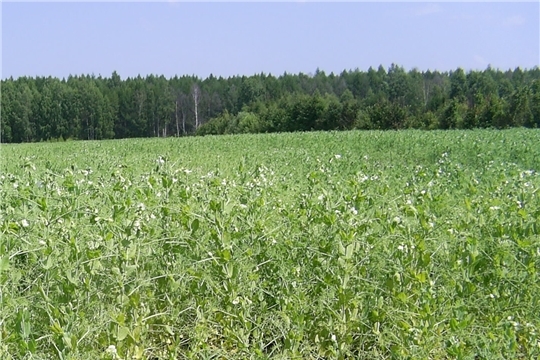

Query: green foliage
[197,111,262,135]
[1,129,539,358]
[2,66,540,143]
[367,100,408,130]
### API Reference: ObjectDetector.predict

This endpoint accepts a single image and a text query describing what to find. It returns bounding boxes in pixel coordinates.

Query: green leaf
[43,256,53,270]
[396,292,408,303]
[0,257,10,272]
[221,248,231,261]
[117,326,130,341]
[345,243,355,259]
[191,218,199,233]
[415,271,427,283]
[338,241,346,256]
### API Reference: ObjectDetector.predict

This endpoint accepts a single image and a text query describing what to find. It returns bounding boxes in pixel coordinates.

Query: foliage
[1,129,539,359]
[2,66,540,143]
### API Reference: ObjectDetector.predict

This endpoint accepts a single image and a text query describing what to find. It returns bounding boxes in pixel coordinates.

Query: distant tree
[441,98,468,129]
[387,63,409,106]
[192,83,201,130]
[509,86,533,127]
[449,68,467,101]
[239,76,265,106]
[485,96,509,129]
[2,65,540,143]
[338,89,358,130]
[2,80,37,142]
[368,100,407,130]
[530,80,540,127]
[1,80,14,142]
[236,111,262,133]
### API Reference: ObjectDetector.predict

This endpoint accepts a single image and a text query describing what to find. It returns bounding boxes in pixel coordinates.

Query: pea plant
[1,129,539,359]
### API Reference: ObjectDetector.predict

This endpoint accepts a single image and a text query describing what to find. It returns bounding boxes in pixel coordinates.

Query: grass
[1,129,539,359]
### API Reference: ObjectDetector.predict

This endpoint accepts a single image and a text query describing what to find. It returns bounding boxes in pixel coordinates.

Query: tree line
[1,65,540,143]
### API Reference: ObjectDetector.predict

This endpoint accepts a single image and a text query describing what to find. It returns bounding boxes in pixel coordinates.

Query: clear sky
[2,1,539,80]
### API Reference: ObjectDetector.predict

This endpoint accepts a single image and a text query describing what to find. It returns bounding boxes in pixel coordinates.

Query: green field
[1,129,539,359]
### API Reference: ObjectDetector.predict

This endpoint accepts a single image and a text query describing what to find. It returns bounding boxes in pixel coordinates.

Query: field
[1,129,539,359]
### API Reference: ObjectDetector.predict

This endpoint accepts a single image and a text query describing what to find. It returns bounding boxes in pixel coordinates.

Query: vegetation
[1,129,539,359]
[2,65,540,143]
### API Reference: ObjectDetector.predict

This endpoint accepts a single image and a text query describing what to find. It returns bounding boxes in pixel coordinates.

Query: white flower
[350,207,358,215]
[21,219,29,228]
[232,297,240,305]
[105,344,117,355]
[489,206,501,211]
[334,154,341,159]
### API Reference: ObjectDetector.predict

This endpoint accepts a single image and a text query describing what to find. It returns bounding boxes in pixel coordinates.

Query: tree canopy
[1,65,540,143]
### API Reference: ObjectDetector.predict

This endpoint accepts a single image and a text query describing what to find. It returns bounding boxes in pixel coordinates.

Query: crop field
[1,129,539,359]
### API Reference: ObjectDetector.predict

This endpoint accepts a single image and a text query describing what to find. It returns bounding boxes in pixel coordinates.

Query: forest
[1,64,539,143]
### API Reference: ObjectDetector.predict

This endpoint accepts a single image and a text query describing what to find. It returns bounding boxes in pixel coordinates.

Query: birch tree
[192,83,201,130]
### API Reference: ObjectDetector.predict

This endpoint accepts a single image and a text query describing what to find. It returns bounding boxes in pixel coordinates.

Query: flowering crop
[1,129,539,359]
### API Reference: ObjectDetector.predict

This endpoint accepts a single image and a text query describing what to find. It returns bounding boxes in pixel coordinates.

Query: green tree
[509,86,533,127]
[368,100,407,130]
[449,68,467,102]
[338,89,359,130]
[35,78,65,141]
[440,98,468,129]
[236,111,262,133]
[530,80,540,127]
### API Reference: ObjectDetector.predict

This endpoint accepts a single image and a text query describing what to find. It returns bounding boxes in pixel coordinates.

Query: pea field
[1,129,539,359]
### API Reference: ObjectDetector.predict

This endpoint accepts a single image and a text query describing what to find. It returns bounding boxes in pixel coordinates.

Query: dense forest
[1,64,539,143]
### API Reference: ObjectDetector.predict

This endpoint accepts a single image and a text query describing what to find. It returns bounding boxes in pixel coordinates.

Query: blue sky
[2,2,539,80]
